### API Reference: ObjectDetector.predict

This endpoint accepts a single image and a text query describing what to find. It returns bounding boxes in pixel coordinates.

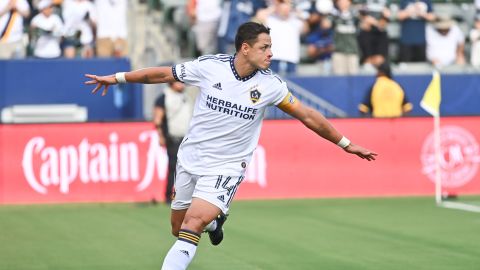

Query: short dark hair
[235,22,270,52]
[377,62,392,78]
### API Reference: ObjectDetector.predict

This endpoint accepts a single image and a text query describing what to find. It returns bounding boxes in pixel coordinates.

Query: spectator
[305,14,334,74]
[331,0,360,75]
[31,0,63,10]
[217,0,267,54]
[358,63,413,117]
[469,13,480,68]
[0,0,31,59]
[62,0,96,58]
[397,0,435,62]
[153,82,195,204]
[30,0,63,58]
[187,0,222,55]
[262,0,308,75]
[426,16,465,68]
[357,0,391,67]
[94,0,128,57]
[307,0,334,28]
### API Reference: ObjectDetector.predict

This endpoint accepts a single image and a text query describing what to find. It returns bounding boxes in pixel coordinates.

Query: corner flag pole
[433,113,441,204]
[420,70,442,204]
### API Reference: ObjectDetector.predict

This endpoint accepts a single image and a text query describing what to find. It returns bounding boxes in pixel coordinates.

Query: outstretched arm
[278,93,378,161]
[84,66,176,96]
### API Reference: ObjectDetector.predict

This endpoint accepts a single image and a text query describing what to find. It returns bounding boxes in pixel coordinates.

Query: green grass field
[1,197,480,270]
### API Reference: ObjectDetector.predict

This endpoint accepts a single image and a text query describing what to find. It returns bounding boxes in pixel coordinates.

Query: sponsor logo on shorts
[217,195,225,202]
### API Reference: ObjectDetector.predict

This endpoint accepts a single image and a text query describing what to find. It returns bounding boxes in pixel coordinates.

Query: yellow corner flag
[420,71,441,116]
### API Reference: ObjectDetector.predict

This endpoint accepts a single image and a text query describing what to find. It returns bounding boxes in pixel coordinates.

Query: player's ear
[241,42,250,55]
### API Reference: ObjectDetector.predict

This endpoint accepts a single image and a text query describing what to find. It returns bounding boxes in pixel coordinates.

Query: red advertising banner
[1,117,479,205]
[1,123,168,204]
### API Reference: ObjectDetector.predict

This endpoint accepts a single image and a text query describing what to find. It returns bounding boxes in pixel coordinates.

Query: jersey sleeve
[172,59,203,87]
[271,75,290,106]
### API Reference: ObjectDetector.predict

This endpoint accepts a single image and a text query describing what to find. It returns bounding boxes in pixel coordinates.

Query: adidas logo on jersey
[179,250,190,257]
[212,82,222,90]
[217,195,225,202]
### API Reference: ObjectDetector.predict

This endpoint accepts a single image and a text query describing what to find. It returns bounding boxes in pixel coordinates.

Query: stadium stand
[1,0,480,121]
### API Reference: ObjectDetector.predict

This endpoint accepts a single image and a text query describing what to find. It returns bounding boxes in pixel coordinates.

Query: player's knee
[181,215,208,234]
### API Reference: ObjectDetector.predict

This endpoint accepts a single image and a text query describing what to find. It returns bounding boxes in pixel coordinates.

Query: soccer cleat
[208,213,227,246]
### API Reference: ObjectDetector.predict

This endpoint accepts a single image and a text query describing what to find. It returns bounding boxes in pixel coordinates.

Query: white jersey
[31,13,63,58]
[172,54,289,175]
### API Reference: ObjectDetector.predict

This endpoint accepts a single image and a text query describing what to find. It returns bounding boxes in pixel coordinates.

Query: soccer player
[85,22,378,270]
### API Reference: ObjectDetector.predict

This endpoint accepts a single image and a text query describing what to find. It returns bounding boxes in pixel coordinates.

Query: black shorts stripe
[226,176,244,206]
[227,185,238,207]
[215,175,222,189]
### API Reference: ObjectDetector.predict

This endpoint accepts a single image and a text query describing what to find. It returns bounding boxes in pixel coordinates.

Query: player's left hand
[84,74,117,96]
[344,144,378,161]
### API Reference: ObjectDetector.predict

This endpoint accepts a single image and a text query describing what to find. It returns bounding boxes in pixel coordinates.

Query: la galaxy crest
[249,85,261,104]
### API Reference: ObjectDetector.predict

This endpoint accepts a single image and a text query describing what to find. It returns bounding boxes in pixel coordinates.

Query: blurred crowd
[2,0,480,76]
[0,0,127,59]
[167,0,480,75]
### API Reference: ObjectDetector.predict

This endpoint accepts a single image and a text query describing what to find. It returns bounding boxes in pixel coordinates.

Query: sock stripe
[179,231,200,240]
[179,233,199,243]
[178,230,200,246]
[179,229,200,240]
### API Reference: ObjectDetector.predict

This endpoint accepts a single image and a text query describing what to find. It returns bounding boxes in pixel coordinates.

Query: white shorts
[171,162,244,214]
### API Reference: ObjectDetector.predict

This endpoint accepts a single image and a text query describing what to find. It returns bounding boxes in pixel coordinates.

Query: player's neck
[233,55,257,79]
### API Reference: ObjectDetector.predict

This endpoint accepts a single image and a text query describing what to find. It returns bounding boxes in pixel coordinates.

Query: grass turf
[1,196,480,270]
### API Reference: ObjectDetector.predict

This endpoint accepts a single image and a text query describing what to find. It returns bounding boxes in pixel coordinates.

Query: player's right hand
[84,74,117,96]
[344,144,378,161]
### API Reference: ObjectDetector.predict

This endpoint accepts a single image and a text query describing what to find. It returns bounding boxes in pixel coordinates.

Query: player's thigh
[171,162,196,211]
